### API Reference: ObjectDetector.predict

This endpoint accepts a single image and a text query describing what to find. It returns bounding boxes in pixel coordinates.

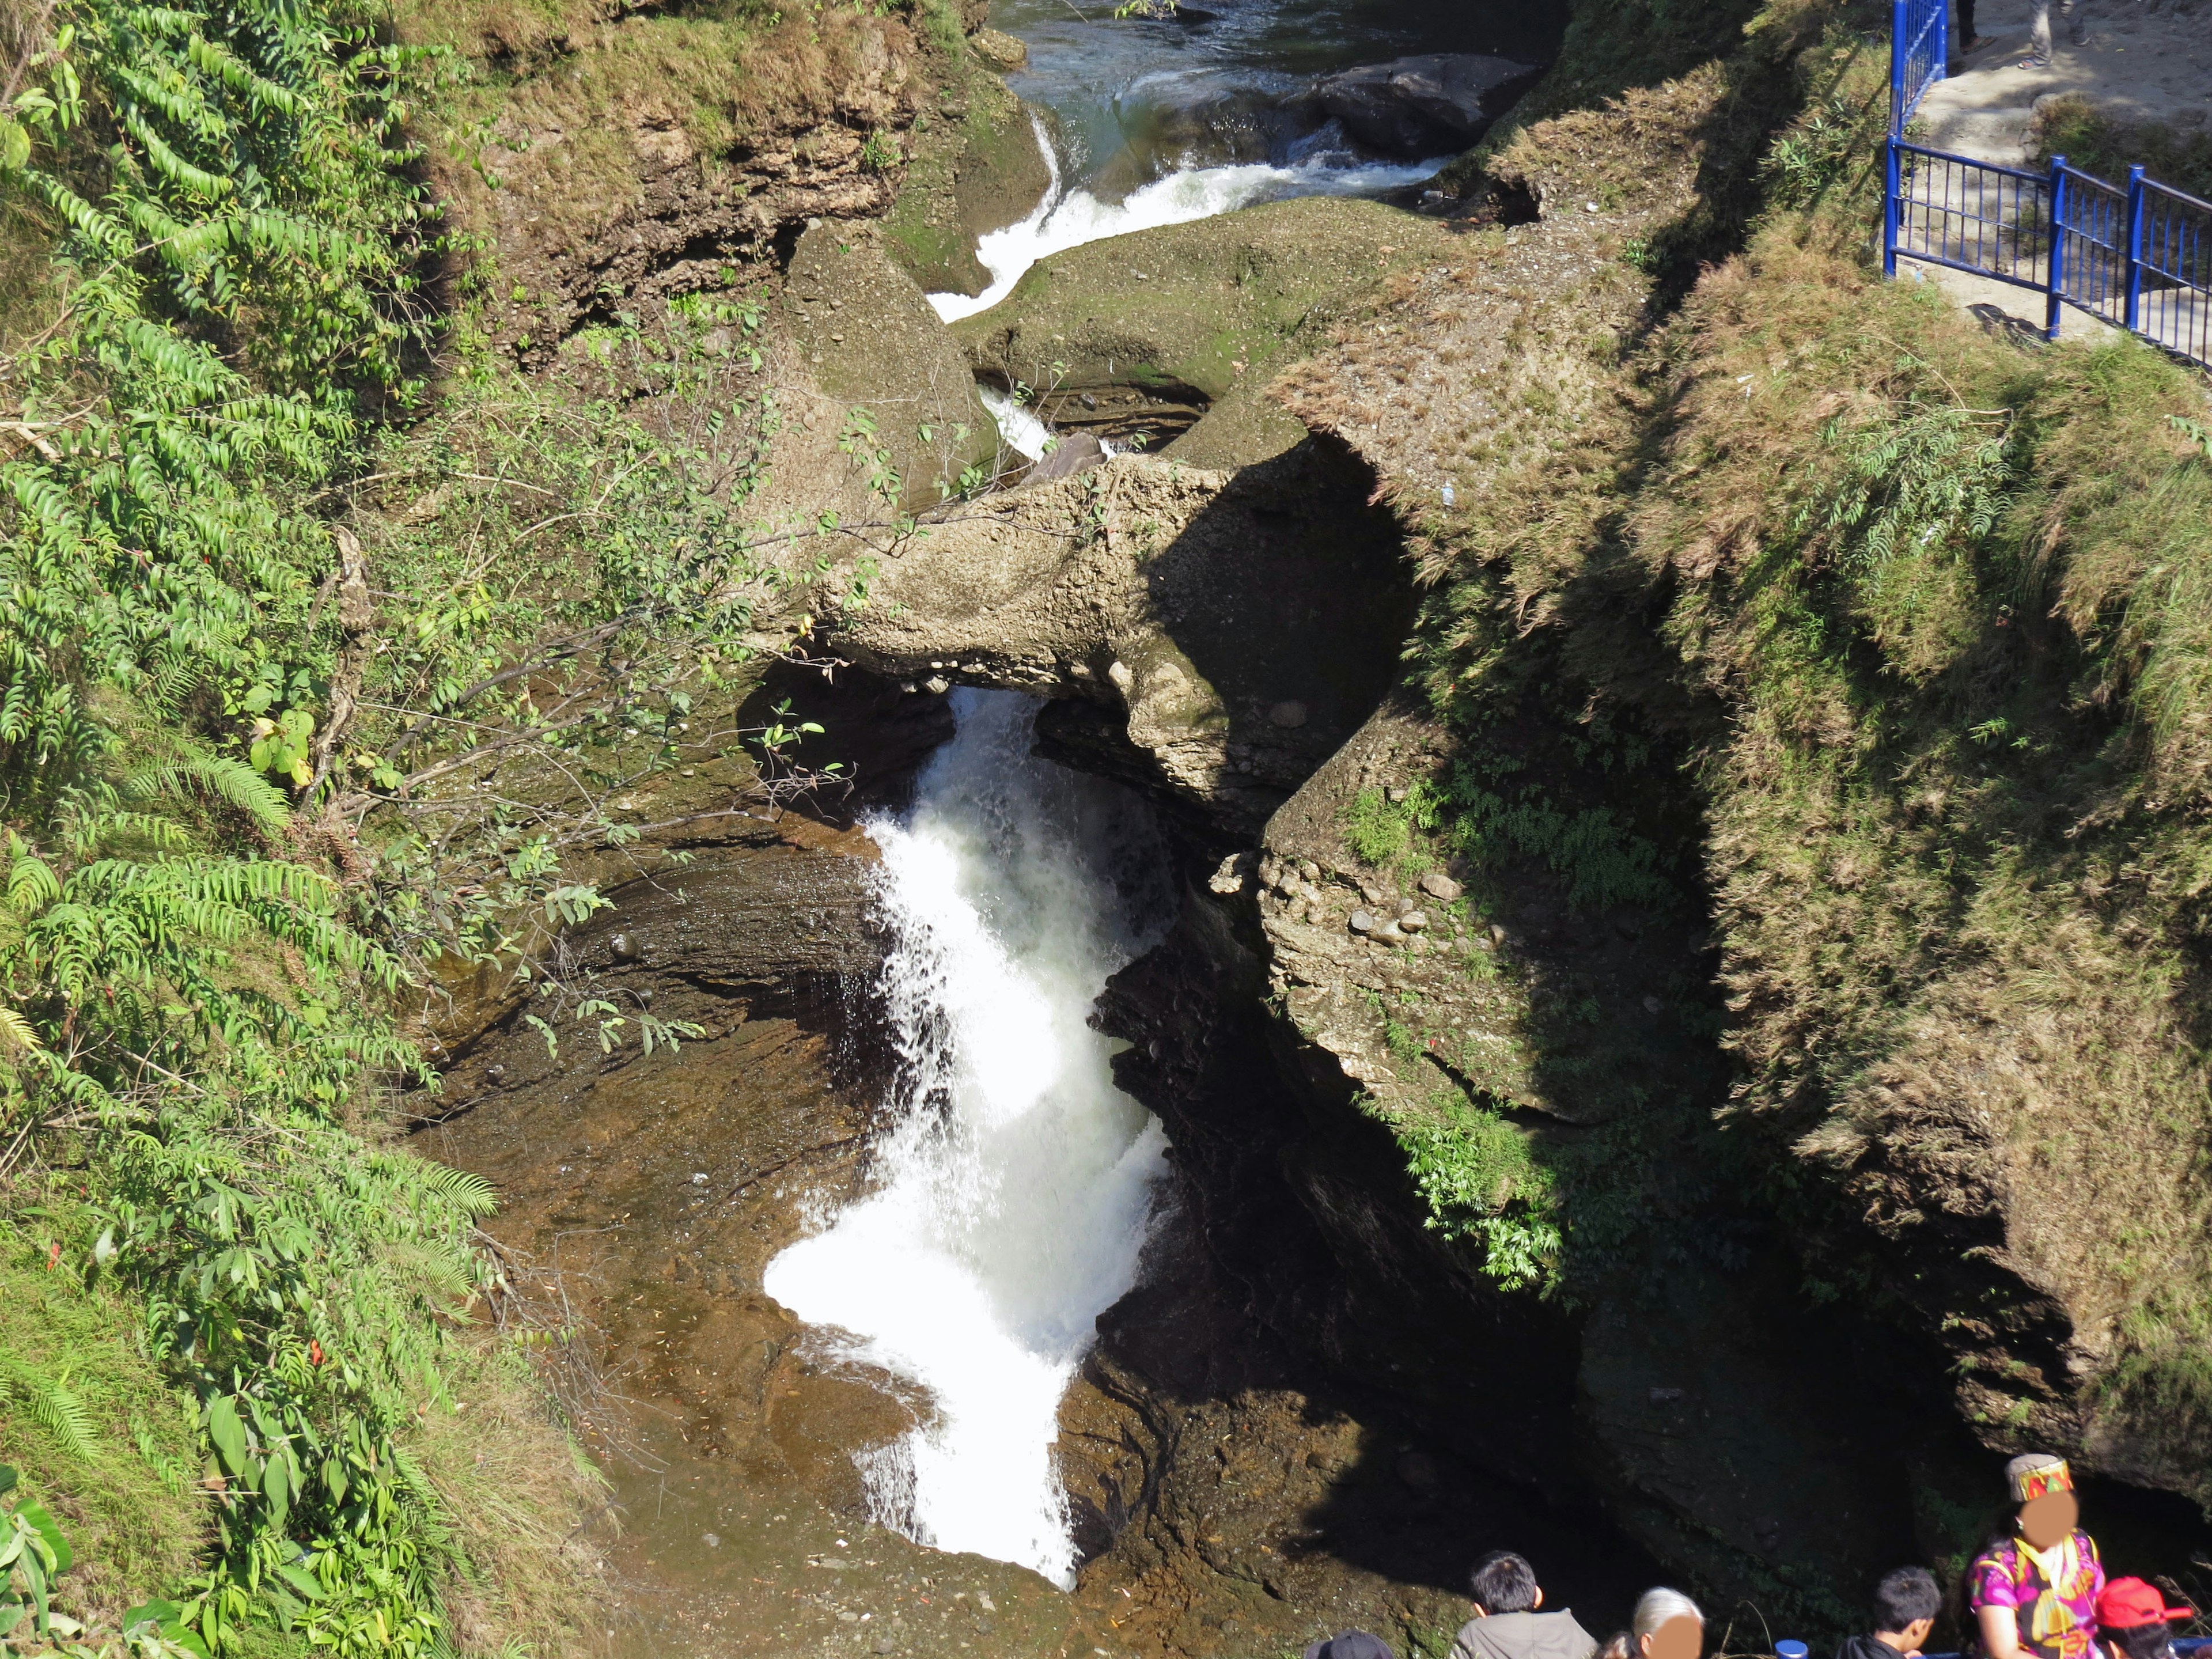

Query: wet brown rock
[1313,54,1544,157]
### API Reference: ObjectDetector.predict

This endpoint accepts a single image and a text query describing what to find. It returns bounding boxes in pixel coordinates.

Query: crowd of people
[1304,1455,2199,1659]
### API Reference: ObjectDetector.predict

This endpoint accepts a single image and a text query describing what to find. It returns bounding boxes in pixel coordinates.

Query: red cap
[2096,1578,2195,1631]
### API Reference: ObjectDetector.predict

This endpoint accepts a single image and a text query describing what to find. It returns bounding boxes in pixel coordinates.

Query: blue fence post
[1885,138,1904,275]
[2047,154,2067,341]
[1936,0,1949,88]
[1891,0,1910,134]
[2123,163,2146,332]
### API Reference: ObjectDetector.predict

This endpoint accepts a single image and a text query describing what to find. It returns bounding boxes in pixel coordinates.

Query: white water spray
[979,385,1054,461]
[762,691,1171,1587]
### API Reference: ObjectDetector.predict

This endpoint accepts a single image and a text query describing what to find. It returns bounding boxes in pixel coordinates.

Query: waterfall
[761,690,1172,1588]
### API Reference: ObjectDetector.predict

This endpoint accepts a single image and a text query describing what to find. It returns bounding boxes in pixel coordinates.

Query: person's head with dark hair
[2095,1579,2194,1659]
[1305,1633,1396,1659]
[2108,1627,2175,1659]
[1874,1566,1943,1652]
[1470,1551,1543,1617]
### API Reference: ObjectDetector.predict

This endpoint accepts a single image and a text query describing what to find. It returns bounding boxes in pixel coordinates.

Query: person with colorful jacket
[1971,1454,2107,1659]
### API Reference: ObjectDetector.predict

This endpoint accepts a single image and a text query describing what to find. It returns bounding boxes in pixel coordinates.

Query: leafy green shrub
[1759,93,1860,209]
[0,0,600,1648]
[1434,759,1675,913]
[1395,1095,1562,1293]
[1343,787,1415,866]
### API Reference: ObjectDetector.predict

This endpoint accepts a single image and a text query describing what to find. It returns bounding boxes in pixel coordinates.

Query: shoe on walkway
[1965,32,1993,47]
[2017,54,2051,66]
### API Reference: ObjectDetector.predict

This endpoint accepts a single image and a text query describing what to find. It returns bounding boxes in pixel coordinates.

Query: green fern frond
[0,1357,99,1463]
[123,752,291,835]
[415,1162,499,1220]
[0,1005,41,1051]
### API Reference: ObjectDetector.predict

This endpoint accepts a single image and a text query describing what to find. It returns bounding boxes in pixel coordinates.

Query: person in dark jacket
[1451,1551,1600,1659]
[1837,1567,1944,1659]
[1306,1633,1396,1659]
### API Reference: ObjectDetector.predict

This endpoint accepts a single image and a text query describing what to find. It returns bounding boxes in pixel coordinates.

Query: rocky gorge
[392,0,2212,1651]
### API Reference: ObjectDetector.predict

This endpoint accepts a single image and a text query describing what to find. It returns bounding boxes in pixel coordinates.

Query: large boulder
[819,448,1412,834]
[782,221,999,508]
[1314,54,1544,158]
[951,195,1455,452]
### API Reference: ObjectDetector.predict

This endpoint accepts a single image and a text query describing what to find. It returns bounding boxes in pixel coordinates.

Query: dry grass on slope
[1633,233,2212,1500]
[1274,0,1859,710]
[1270,0,2212,1512]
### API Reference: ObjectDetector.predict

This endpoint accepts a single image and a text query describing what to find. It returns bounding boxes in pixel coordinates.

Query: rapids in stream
[928,120,1448,323]
[762,691,1174,1586]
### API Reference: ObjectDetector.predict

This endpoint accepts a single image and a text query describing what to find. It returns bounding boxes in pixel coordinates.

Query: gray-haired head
[1633,1589,1706,1645]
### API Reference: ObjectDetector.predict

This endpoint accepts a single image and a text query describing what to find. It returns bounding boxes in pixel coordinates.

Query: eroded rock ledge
[821,441,1413,834]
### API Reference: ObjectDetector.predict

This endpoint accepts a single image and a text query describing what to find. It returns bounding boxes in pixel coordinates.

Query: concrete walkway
[1898,0,2210,337]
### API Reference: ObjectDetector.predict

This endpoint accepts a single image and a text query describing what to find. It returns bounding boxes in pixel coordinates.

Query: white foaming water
[979,385,1054,461]
[930,147,1449,325]
[762,690,1171,1588]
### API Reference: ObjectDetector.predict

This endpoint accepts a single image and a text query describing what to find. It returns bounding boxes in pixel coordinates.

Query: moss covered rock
[951,195,1456,416]
[782,221,997,506]
[881,59,1052,296]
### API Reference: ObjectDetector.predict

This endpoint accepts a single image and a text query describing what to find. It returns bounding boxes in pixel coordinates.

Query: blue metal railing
[1890,0,1948,134]
[1888,143,2049,286]
[2135,173,2212,364]
[1882,0,2212,368]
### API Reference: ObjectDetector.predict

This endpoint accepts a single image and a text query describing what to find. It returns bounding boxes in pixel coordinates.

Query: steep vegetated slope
[0,0,619,1650]
[0,0,994,1646]
[1264,0,2212,1591]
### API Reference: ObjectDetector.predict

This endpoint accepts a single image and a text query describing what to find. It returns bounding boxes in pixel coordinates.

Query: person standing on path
[1969,1454,2107,1659]
[2022,0,2087,67]
[1950,0,1992,70]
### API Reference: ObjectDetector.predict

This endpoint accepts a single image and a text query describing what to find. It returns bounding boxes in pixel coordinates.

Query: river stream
[926,0,1566,321]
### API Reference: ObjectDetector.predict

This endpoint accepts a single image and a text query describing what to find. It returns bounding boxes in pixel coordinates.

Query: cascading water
[930,145,1448,325]
[762,690,1173,1588]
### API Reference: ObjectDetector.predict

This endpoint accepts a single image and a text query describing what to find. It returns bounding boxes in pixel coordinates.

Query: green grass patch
[0,1219,204,1639]
[2029,93,2212,202]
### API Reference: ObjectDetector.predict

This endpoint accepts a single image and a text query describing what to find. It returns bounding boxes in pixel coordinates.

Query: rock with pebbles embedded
[969,26,1027,69]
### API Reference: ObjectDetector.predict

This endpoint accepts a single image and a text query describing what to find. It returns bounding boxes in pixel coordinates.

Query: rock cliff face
[405,0,2212,1641]
[429,5,926,354]
[821,441,1414,835]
